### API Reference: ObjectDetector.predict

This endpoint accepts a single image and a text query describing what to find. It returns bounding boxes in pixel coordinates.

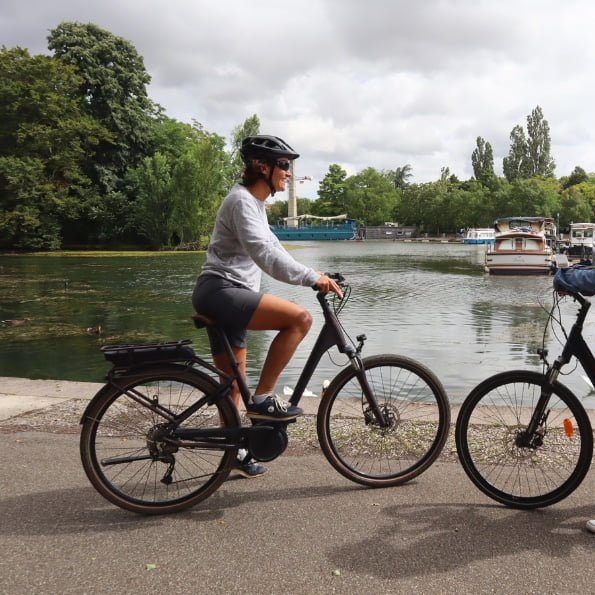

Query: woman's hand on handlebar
[314,273,343,298]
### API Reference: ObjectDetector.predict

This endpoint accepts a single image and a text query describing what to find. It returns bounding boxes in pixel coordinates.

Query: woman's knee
[294,308,313,334]
[248,294,312,333]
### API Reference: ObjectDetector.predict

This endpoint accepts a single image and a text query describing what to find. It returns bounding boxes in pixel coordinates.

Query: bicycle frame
[547,293,594,386]
[523,293,593,442]
[211,289,389,427]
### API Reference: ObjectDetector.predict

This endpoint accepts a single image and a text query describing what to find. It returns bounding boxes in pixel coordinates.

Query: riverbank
[0,376,324,427]
[0,377,103,421]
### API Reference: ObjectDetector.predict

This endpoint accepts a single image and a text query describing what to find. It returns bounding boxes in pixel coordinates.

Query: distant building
[361,225,417,240]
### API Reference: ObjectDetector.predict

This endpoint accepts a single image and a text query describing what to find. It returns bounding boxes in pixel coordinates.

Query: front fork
[517,365,562,449]
[348,349,390,429]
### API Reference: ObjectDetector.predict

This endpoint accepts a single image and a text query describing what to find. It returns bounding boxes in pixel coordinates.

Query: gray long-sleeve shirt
[200,184,319,291]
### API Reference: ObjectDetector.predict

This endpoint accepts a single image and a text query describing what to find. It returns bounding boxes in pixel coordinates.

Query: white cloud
[3,0,595,196]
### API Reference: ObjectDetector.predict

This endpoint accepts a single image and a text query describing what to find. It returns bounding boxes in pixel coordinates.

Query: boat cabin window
[497,238,542,251]
[572,229,593,239]
[524,239,541,250]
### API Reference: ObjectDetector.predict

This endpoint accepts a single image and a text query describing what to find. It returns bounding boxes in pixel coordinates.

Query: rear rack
[101,340,196,368]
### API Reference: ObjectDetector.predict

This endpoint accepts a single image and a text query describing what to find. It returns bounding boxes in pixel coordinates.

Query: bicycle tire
[455,370,593,509]
[80,364,239,514]
[317,354,450,487]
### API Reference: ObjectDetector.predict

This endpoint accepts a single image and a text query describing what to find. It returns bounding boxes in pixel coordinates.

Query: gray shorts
[192,274,262,355]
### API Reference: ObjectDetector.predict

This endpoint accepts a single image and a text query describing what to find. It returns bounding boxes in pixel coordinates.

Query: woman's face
[270,158,292,192]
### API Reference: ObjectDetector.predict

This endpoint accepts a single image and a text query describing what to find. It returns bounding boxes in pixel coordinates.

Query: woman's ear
[255,160,270,175]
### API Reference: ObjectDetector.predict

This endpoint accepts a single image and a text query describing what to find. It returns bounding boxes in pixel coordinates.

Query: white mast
[286,161,311,228]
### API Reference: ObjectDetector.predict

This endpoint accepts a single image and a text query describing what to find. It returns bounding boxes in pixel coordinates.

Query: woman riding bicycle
[554,265,595,534]
[192,134,342,477]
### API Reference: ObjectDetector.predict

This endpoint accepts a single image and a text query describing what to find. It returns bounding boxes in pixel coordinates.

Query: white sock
[237,448,248,462]
[252,393,272,404]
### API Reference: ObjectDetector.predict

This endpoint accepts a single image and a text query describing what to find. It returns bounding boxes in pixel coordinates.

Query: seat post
[211,327,252,407]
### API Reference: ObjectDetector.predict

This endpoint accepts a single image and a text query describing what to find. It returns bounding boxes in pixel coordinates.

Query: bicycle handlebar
[311,272,348,292]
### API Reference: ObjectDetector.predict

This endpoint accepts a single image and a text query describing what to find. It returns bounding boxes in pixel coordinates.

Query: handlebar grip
[324,272,346,283]
[312,272,347,292]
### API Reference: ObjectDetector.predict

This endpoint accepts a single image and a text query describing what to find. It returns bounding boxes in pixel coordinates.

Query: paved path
[0,377,102,420]
[0,377,593,594]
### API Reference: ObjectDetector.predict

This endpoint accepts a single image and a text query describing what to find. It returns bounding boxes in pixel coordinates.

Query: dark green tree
[268,199,288,223]
[525,105,555,177]
[127,152,174,248]
[344,168,398,224]
[503,106,555,181]
[502,125,528,182]
[268,198,314,223]
[151,117,200,163]
[493,178,560,219]
[392,164,413,190]
[47,22,160,193]
[559,182,595,227]
[471,136,495,185]
[317,164,348,216]
[524,105,555,177]
[0,47,109,249]
[561,165,589,189]
[229,114,260,186]
[170,124,230,246]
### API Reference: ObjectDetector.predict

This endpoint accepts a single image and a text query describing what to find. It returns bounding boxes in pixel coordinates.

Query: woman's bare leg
[213,346,268,474]
[247,293,312,396]
[213,346,246,412]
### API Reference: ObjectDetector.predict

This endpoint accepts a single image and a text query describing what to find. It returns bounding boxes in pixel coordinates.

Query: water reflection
[0,243,593,405]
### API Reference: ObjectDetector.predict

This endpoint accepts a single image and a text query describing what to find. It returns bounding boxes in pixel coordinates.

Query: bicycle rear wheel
[317,354,450,487]
[80,365,239,514]
[455,370,593,509]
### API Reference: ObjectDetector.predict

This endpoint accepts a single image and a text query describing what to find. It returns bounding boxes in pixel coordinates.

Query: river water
[1,242,593,405]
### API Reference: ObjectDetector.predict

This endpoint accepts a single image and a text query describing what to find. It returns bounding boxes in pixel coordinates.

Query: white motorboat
[485,218,555,275]
[463,228,495,244]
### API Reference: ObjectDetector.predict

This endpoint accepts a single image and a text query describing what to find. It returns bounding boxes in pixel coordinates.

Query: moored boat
[484,217,556,275]
[463,228,495,244]
[270,214,357,241]
[494,217,557,246]
[566,222,595,258]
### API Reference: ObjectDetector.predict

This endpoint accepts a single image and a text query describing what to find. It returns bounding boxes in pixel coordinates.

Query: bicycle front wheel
[455,370,593,509]
[317,354,450,487]
[80,365,239,514]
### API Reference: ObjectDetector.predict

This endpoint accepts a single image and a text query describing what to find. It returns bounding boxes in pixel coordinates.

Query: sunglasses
[275,159,292,171]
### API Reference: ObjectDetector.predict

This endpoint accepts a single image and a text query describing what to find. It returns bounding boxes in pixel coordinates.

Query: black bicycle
[455,287,594,509]
[80,273,450,514]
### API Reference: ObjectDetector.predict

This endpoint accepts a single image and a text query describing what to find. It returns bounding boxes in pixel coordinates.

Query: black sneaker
[246,394,303,421]
[229,460,267,478]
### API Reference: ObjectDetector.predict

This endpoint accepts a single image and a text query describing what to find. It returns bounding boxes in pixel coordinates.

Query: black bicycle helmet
[240,135,300,163]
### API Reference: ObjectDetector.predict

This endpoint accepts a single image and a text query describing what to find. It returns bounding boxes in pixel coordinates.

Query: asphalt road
[0,427,593,594]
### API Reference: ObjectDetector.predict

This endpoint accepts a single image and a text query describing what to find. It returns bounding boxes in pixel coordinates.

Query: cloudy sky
[3,0,595,198]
